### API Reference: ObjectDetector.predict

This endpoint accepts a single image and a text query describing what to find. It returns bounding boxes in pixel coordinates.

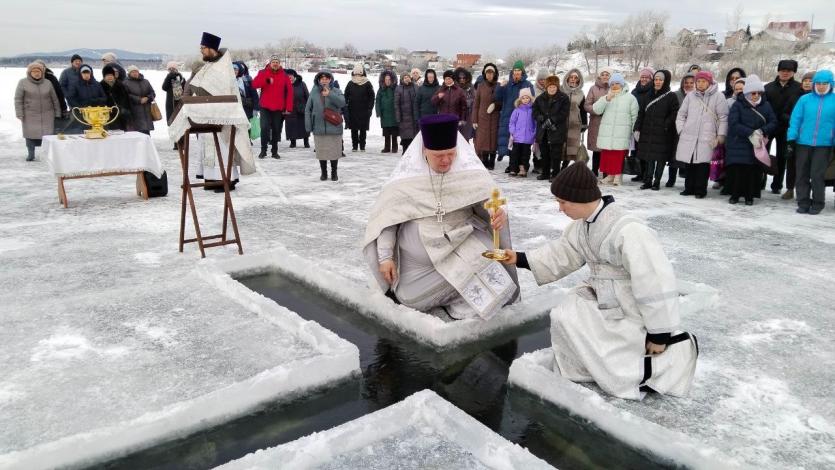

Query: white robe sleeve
[616,222,680,334]
[377,225,397,262]
[525,223,586,286]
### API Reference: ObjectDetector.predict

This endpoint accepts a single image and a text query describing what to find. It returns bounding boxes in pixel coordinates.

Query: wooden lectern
[176,95,244,258]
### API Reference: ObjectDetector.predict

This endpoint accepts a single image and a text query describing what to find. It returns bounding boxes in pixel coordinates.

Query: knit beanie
[101,52,117,62]
[608,73,626,87]
[270,54,280,62]
[126,65,139,74]
[695,71,714,85]
[70,54,82,62]
[517,88,533,101]
[802,71,816,82]
[79,64,93,74]
[742,75,765,95]
[639,67,656,79]
[550,163,601,203]
[512,60,525,71]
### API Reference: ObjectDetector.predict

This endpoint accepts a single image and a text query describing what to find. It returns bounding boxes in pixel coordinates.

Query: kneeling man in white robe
[502,163,698,400]
[363,114,520,321]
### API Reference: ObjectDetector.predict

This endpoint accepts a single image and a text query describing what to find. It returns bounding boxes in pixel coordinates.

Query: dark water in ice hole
[97,272,682,470]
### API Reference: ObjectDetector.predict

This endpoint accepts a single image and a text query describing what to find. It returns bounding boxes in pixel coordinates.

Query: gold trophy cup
[71,106,120,139]
[482,188,510,261]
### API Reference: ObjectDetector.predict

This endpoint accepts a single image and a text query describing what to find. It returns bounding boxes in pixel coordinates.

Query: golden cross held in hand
[483,188,508,259]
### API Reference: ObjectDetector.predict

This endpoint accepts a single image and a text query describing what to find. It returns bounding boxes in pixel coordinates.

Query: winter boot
[304,138,310,148]
[330,160,339,181]
[487,153,496,170]
[600,175,615,185]
[258,149,267,159]
[781,189,794,200]
[290,140,297,148]
[391,135,399,154]
[319,160,328,181]
[613,174,623,186]
[381,137,391,153]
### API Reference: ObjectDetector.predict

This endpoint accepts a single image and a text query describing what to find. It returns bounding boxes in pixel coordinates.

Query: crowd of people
[12,49,835,213]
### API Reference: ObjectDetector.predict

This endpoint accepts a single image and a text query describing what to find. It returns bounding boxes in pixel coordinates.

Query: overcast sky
[1,1,831,58]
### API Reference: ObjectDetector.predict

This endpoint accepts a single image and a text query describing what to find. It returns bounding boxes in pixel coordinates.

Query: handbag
[149,102,162,122]
[748,109,777,175]
[576,132,589,163]
[709,145,725,181]
[249,115,260,140]
[321,94,343,126]
[623,155,642,175]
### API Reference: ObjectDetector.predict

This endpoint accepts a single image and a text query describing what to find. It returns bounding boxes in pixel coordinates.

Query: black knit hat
[102,64,117,77]
[777,60,798,72]
[70,54,82,63]
[550,163,601,203]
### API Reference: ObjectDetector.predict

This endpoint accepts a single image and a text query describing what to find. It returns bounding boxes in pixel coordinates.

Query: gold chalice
[482,188,510,261]
[71,106,119,139]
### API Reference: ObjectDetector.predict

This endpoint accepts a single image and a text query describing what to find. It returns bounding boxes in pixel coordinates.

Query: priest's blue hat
[420,114,459,150]
[201,32,222,51]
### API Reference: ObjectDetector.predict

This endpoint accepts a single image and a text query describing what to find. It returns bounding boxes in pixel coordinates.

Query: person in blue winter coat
[725,75,778,205]
[507,88,536,176]
[494,61,534,162]
[788,69,835,214]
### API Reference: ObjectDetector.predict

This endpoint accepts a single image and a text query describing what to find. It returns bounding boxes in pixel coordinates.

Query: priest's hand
[646,341,667,355]
[379,260,398,285]
[500,249,517,265]
[490,207,507,231]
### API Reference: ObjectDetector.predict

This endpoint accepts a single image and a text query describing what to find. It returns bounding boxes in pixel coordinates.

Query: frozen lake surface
[1,65,834,468]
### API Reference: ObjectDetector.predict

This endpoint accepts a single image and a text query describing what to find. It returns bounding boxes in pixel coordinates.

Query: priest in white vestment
[502,163,698,400]
[175,32,255,189]
[363,114,520,321]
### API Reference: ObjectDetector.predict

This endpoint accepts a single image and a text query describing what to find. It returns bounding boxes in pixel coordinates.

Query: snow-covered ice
[2,64,834,469]
[214,389,553,470]
[0,69,359,469]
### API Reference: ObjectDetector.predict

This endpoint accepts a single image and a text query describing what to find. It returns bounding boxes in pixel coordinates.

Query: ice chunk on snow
[215,389,553,470]
[508,350,744,469]
[210,248,562,351]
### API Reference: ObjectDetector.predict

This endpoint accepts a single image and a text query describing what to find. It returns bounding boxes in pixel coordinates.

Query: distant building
[454,53,481,69]
[766,21,811,41]
[724,29,750,51]
[410,50,439,63]
[677,28,719,55]
[810,28,827,43]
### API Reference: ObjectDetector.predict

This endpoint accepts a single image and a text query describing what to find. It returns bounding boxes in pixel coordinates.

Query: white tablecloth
[43,132,164,178]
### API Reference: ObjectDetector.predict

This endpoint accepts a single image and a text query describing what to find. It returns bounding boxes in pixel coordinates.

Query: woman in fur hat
[14,62,61,161]
[344,65,375,152]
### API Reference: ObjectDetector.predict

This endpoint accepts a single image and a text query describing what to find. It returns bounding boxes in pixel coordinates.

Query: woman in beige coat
[15,62,61,161]
[584,68,612,175]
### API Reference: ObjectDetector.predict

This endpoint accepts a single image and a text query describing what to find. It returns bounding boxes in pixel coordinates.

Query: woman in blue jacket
[788,70,835,214]
[725,76,777,205]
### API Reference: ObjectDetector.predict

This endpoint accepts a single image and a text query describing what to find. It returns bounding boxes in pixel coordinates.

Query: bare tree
[505,47,539,68]
[540,43,566,72]
[620,11,668,72]
[727,3,745,32]
[568,30,595,74]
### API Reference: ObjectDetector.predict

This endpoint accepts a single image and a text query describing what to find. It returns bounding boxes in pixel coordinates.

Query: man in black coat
[764,59,803,196]
[532,75,570,181]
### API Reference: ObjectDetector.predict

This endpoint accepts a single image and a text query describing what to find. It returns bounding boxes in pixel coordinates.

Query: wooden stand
[178,122,243,258]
